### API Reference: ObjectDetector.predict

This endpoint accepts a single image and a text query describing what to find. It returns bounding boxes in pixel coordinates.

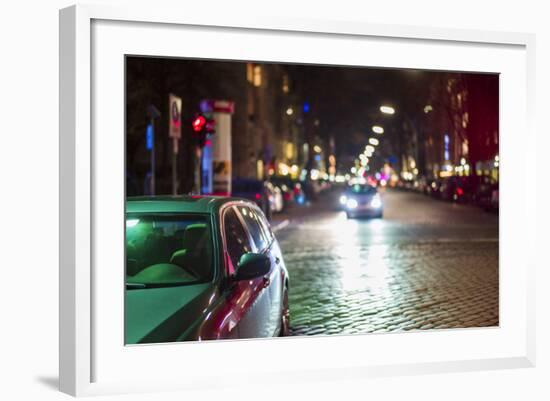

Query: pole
[172,138,178,195]
[150,118,155,196]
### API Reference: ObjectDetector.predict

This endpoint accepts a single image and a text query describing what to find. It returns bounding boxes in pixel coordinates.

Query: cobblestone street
[274,189,499,336]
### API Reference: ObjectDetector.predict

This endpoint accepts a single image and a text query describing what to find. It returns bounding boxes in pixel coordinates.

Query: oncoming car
[125,196,290,344]
[340,183,383,219]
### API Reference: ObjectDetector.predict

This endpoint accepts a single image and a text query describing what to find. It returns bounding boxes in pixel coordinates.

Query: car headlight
[370,195,382,208]
[346,198,358,209]
[339,195,348,205]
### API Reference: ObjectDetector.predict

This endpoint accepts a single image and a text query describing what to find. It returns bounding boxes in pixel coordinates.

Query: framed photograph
[59,4,536,396]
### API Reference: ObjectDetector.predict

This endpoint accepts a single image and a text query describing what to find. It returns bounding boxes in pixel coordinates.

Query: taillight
[456,187,464,196]
[255,193,261,200]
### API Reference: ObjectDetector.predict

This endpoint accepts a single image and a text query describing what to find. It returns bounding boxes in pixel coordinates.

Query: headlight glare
[346,198,358,209]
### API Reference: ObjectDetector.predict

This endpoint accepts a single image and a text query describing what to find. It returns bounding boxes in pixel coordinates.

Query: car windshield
[125,214,214,288]
[347,184,377,195]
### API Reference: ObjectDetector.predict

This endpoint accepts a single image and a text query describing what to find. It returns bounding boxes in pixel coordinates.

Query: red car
[125,196,290,344]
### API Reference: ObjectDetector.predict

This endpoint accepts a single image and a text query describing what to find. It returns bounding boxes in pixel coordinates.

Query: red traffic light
[192,115,206,132]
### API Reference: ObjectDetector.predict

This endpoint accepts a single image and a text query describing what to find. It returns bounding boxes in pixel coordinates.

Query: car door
[237,205,283,337]
[222,205,272,339]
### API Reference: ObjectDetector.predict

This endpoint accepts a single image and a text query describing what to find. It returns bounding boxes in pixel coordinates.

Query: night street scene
[124,56,499,344]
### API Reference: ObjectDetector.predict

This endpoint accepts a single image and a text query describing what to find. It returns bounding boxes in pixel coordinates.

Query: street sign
[169,94,182,139]
[146,124,153,150]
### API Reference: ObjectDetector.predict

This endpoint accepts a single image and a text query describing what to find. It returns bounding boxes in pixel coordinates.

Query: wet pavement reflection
[275,189,499,336]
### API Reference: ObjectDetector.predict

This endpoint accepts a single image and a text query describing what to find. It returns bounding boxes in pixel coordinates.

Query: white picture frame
[59,4,536,397]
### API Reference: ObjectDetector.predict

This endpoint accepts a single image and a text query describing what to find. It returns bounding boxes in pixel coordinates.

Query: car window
[348,184,377,195]
[223,207,253,271]
[239,206,271,251]
[256,210,274,243]
[125,214,213,286]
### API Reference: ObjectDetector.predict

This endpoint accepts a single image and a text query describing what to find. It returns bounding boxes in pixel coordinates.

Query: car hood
[125,282,216,344]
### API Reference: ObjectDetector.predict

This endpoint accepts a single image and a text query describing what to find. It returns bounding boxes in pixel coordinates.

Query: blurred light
[313,145,322,153]
[351,167,357,174]
[286,107,294,116]
[413,168,419,175]
[346,198,358,209]
[380,105,395,115]
[192,115,206,132]
[424,105,433,113]
[335,175,346,183]
[365,145,375,153]
[310,169,320,180]
[339,195,348,205]
[255,193,261,200]
[460,157,466,165]
[495,155,499,162]
[126,219,140,228]
[372,125,384,134]
[369,138,379,146]
[344,174,351,180]
[380,179,387,187]
[278,162,290,176]
[375,172,381,180]
[303,102,310,113]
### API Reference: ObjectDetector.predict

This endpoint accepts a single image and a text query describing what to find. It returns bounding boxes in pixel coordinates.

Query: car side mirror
[235,253,270,280]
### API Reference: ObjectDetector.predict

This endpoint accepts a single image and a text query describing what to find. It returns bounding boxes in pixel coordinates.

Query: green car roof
[126,195,251,214]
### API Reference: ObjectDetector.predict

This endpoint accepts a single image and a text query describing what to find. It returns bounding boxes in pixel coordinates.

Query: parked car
[439,176,463,202]
[125,196,290,344]
[266,181,284,213]
[232,178,272,221]
[341,183,383,219]
[269,176,306,206]
[473,175,499,211]
[427,178,443,198]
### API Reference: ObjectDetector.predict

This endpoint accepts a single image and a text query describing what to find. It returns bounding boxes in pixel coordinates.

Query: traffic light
[191,113,215,147]
[192,114,206,132]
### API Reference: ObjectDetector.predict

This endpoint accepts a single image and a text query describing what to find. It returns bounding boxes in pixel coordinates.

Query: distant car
[125,196,290,344]
[232,178,272,221]
[340,183,383,218]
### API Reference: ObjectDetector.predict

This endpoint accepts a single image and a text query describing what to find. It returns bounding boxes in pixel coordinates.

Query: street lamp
[372,125,384,134]
[380,105,395,115]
